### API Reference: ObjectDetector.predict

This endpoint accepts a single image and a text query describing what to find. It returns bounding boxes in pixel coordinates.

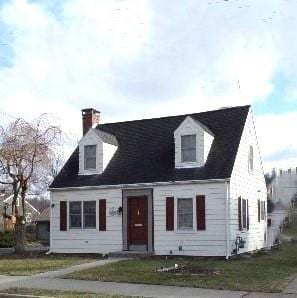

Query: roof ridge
[97,105,250,127]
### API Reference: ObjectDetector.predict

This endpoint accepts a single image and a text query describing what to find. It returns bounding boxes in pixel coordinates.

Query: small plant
[0,230,15,248]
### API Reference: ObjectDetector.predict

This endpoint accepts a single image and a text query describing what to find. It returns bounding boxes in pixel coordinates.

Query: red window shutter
[60,201,67,231]
[247,199,249,230]
[99,199,106,231]
[258,200,261,222]
[166,197,174,231]
[238,197,242,231]
[196,195,206,230]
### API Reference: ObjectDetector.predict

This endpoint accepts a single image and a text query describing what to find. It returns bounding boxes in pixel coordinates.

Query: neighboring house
[0,194,40,229]
[269,168,297,209]
[265,169,297,247]
[36,207,50,243]
[49,105,267,258]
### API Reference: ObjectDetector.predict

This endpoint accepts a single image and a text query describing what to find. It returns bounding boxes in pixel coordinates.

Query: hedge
[0,230,15,248]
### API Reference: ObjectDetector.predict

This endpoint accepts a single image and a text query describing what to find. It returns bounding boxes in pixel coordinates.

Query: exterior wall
[153,182,227,256]
[229,109,267,254]
[271,169,297,208]
[50,188,122,254]
[51,182,227,256]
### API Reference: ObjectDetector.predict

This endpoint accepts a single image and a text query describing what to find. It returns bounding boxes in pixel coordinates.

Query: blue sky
[0,0,296,171]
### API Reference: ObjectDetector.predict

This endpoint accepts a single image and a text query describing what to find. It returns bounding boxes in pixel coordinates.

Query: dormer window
[181,135,196,162]
[84,145,97,170]
[174,116,214,169]
[79,128,118,176]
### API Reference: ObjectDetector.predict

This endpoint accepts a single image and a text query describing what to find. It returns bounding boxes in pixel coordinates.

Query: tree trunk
[15,216,25,254]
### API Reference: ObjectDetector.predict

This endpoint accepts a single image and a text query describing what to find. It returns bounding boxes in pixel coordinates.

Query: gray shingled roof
[50,105,250,188]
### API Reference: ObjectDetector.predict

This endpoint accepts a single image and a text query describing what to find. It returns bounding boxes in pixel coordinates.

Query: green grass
[0,254,98,276]
[1,288,133,297]
[66,243,297,293]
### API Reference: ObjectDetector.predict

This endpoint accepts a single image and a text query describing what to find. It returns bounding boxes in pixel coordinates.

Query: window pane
[242,199,247,229]
[182,149,196,162]
[85,145,96,157]
[181,135,196,162]
[85,157,96,169]
[177,198,193,229]
[84,145,96,169]
[83,201,96,229]
[70,202,82,228]
[249,146,254,171]
[181,135,196,149]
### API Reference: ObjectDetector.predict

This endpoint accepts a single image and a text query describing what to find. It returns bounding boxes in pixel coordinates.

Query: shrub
[0,230,15,248]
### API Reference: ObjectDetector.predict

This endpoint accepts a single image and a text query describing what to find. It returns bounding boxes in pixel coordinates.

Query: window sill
[175,229,195,233]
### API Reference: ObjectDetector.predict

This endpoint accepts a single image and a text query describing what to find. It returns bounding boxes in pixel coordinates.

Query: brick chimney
[81,108,100,135]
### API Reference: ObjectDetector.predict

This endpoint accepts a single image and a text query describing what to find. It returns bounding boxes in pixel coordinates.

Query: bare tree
[0,115,61,253]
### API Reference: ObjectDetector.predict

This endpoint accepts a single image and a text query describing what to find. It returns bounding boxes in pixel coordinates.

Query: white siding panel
[50,188,122,254]
[153,182,227,257]
[229,109,267,255]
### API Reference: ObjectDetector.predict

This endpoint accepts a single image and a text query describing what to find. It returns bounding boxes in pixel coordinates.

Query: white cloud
[0,0,296,170]
[255,112,297,172]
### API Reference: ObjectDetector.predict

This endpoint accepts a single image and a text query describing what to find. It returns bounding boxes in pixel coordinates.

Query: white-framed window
[177,198,193,230]
[260,201,266,220]
[69,201,82,229]
[248,145,254,172]
[69,201,96,229]
[239,197,249,230]
[83,201,96,229]
[181,135,196,162]
[84,145,97,170]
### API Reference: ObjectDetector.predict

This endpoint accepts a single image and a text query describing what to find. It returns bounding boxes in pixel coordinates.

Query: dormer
[78,108,118,176]
[174,116,214,168]
[78,128,118,175]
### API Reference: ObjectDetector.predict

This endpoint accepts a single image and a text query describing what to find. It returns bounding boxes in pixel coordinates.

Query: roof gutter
[49,178,230,192]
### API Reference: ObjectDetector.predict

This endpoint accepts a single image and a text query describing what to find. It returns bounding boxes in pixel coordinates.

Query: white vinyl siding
[154,182,227,257]
[51,189,123,254]
[229,109,267,254]
[84,145,96,170]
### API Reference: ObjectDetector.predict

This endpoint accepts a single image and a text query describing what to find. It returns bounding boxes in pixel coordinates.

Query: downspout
[225,180,230,259]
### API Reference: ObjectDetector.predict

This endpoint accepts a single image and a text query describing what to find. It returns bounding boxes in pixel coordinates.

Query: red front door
[128,196,148,247]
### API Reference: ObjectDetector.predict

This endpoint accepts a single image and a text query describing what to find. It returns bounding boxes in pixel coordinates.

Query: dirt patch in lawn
[157,263,220,276]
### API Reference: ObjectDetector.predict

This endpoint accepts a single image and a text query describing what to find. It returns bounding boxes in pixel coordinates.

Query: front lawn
[66,243,297,293]
[1,288,130,298]
[0,254,98,276]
